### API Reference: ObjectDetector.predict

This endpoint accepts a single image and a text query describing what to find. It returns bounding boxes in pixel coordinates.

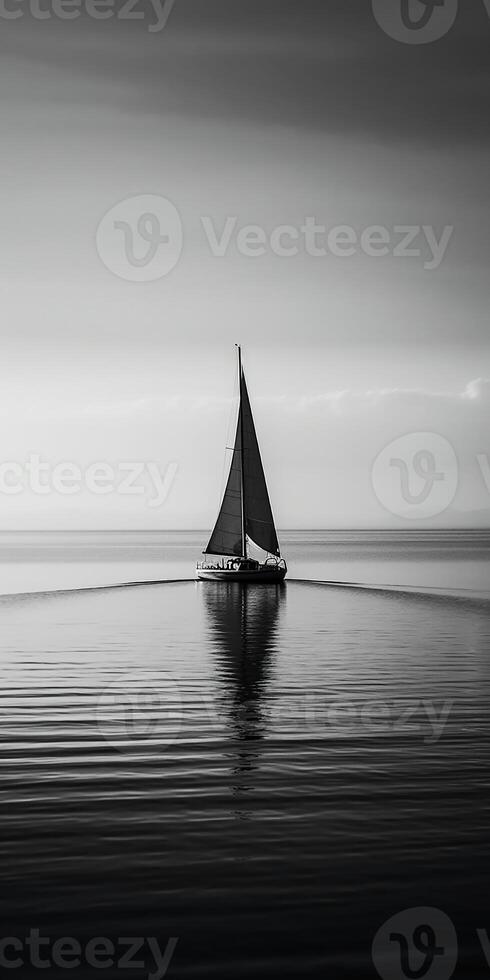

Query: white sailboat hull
[197,564,287,584]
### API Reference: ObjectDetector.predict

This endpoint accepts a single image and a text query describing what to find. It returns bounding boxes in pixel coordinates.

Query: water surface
[0,534,489,976]
[0,529,488,597]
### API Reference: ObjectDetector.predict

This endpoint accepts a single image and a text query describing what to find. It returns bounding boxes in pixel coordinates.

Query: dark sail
[240,374,280,556]
[204,364,280,558]
[203,431,243,557]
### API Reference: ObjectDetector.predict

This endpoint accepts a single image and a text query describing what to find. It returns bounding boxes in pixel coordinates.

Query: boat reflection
[201,583,284,794]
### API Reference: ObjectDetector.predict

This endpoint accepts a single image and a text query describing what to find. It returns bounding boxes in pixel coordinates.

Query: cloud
[282,379,490,416]
[84,377,490,417]
[2,377,488,427]
[462,378,490,401]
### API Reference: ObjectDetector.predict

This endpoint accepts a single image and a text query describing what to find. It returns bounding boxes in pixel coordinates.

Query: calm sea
[0,531,489,977]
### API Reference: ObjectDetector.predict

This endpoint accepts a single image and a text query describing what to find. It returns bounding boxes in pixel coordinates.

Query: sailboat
[197,346,287,584]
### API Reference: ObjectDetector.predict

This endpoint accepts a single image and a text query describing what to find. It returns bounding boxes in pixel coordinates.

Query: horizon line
[0,527,488,534]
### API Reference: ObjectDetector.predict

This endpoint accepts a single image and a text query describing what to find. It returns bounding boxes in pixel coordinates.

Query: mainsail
[204,353,280,558]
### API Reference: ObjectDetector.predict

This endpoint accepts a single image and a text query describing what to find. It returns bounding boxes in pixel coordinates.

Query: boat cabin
[226,558,260,572]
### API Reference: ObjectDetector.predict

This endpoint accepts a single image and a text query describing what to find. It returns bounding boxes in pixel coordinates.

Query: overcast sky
[0,0,488,529]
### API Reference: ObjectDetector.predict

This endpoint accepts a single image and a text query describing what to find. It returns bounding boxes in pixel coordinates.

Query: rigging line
[245,518,274,525]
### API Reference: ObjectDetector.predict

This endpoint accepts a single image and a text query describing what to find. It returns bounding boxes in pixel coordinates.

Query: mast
[236,344,247,559]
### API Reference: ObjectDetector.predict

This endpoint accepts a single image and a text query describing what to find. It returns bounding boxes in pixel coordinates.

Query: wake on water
[0,577,488,606]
